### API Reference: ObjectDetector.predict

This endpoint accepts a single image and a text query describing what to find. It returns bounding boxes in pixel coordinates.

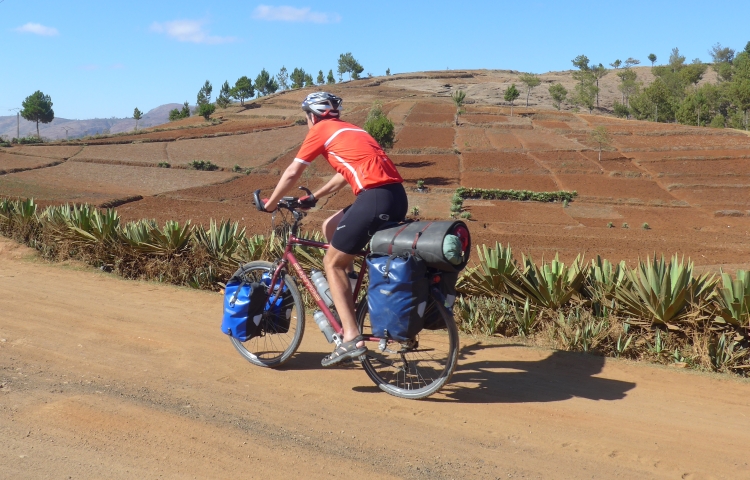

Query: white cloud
[15,23,59,36]
[150,20,236,45]
[252,5,341,23]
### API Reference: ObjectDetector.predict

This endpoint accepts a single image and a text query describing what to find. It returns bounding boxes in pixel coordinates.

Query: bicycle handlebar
[253,187,313,213]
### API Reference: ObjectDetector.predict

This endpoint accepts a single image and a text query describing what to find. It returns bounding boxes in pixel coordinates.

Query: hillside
[0,103,181,141]
[1,68,749,270]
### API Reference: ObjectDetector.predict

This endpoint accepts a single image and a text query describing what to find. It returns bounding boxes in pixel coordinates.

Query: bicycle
[226,187,460,400]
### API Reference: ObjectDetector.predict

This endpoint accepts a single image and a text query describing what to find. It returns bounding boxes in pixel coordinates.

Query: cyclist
[260,92,407,366]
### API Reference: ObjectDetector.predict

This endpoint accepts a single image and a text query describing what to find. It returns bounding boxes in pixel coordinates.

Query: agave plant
[66,206,121,246]
[456,242,518,298]
[513,298,538,337]
[516,253,586,309]
[709,333,750,371]
[193,220,245,268]
[714,270,750,328]
[615,255,716,330]
[585,256,626,317]
[122,220,192,256]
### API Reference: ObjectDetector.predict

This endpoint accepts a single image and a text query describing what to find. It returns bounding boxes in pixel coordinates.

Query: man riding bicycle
[259,92,408,367]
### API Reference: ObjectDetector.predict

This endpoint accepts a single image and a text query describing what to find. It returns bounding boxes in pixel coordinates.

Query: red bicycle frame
[267,233,371,339]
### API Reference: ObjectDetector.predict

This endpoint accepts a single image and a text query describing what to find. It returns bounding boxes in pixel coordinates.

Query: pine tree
[504,84,520,116]
[133,107,143,131]
[216,81,232,108]
[231,76,254,105]
[317,70,325,85]
[276,66,289,91]
[327,69,336,84]
[518,73,541,107]
[20,90,54,138]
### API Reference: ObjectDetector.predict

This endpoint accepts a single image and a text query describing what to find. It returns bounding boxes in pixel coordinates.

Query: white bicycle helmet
[301,92,342,119]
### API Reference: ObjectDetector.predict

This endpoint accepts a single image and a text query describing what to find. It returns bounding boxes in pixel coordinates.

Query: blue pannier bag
[422,271,458,330]
[261,272,293,334]
[367,252,429,341]
[221,277,267,341]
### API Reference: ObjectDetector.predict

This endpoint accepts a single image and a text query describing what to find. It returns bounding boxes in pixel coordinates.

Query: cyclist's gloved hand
[260,198,276,213]
[298,194,317,210]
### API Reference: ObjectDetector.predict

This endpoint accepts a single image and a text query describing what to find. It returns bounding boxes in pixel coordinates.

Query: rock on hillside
[0,103,182,141]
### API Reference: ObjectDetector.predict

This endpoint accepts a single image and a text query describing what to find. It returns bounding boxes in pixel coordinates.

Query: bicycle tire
[229,261,305,368]
[356,289,459,399]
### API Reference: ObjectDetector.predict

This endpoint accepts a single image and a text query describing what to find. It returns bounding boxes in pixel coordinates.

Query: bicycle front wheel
[356,290,459,399]
[229,261,305,368]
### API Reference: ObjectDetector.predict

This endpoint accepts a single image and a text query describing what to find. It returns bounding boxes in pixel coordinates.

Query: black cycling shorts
[330,183,408,254]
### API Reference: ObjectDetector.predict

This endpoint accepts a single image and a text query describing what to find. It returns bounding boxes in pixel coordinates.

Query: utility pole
[62,126,70,141]
[9,108,20,139]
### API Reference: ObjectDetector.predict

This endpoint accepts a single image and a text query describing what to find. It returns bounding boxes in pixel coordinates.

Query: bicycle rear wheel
[356,289,459,399]
[229,261,305,368]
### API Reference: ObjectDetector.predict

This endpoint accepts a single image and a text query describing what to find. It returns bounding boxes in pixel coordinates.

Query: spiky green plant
[517,253,586,309]
[513,299,538,337]
[709,333,750,372]
[615,255,716,329]
[715,270,750,328]
[585,256,626,317]
[193,220,245,269]
[456,242,517,298]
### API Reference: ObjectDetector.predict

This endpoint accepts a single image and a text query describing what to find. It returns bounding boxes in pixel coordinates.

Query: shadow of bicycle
[429,343,636,404]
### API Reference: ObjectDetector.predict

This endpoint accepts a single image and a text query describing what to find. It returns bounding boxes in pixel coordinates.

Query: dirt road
[1,237,749,479]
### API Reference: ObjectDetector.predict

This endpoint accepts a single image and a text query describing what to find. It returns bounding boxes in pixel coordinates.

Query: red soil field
[0,153,61,174]
[166,126,306,169]
[404,112,455,124]
[0,162,237,205]
[384,101,415,124]
[533,120,570,130]
[629,148,750,162]
[463,152,548,174]
[4,145,83,159]
[465,200,579,226]
[638,158,750,176]
[513,129,582,151]
[394,126,455,149]
[390,154,461,187]
[461,114,509,125]
[455,127,493,151]
[409,103,455,115]
[531,151,603,174]
[667,186,750,208]
[484,129,524,151]
[461,172,559,191]
[71,143,168,165]
[613,133,750,151]
[556,174,679,203]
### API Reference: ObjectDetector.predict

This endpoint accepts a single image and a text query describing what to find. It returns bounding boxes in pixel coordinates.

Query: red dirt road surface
[2,238,750,479]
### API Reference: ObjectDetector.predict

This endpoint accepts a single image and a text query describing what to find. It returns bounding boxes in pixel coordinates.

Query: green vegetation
[157,162,170,168]
[21,90,54,138]
[276,67,289,91]
[589,126,611,161]
[455,187,577,203]
[198,103,216,121]
[549,83,567,110]
[504,84,521,116]
[363,102,395,149]
[519,73,541,107]
[326,69,336,84]
[451,90,466,125]
[337,52,364,81]
[196,80,212,106]
[3,199,750,375]
[254,69,279,96]
[133,107,143,132]
[188,160,219,171]
[169,101,191,122]
[231,76,254,105]
[216,81,232,109]
[416,179,425,190]
[642,222,651,230]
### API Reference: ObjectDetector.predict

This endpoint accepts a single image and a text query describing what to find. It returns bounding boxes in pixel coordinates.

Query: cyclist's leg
[323,246,360,343]
[321,208,345,242]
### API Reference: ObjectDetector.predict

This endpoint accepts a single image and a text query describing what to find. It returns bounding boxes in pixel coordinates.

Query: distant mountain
[0,103,183,141]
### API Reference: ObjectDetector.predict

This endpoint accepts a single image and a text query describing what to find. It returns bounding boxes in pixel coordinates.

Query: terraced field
[2,69,750,269]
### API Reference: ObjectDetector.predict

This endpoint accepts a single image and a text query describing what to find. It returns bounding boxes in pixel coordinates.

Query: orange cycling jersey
[294,119,403,196]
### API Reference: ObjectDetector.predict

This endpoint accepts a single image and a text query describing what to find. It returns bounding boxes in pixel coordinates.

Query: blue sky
[2,0,749,119]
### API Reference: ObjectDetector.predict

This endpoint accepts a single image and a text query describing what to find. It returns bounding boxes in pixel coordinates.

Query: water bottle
[313,310,336,343]
[310,269,334,308]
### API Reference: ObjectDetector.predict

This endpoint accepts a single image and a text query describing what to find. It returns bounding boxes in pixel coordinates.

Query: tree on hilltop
[451,89,466,125]
[277,66,289,91]
[180,101,191,118]
[198,103,216,121]
[504,84,520,116]
[304,73,314,87]
[317,70,325,85]
[624,58,640,68]
[21,90,54,138]
[327,69,336,84]
[338,52,364,81]
[231,76,254,105]
[591,64,608,108]
[549,83,567,110]
[610,59,622,69]
[255,69,278,96]
[133,107,143,132]
[290,68,306,89]
[519,73,541,108]
[216,81,232,109]
[648,53,657,66]
[197,80,212,106]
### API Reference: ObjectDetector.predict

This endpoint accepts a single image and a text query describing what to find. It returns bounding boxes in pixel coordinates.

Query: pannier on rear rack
[367,221,471,339]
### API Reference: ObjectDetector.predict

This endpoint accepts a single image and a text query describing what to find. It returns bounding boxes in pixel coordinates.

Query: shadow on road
[430,343,636,404]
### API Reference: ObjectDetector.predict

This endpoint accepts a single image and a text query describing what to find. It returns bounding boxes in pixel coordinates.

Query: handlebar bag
[366,252,429,341]
[370,221,471,273]
[221,277,267,341]
[422,271,459,330]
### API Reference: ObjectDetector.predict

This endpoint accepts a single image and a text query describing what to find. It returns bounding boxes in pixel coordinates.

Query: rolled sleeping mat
[370,220,471,272]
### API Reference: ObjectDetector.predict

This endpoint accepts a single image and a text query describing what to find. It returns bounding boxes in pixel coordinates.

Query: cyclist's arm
[264,161,306,211]
[313,173,348,199]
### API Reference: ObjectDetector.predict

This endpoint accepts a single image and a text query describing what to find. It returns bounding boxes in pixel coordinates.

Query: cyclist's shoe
[321,335,367,367]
